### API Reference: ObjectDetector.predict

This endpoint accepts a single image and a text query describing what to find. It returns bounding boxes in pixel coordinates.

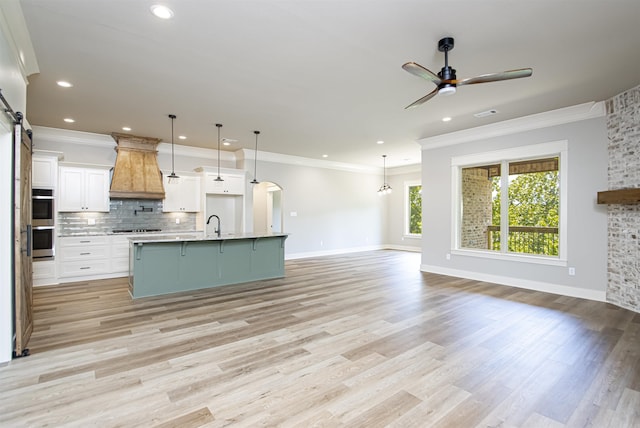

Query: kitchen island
[128,233,288,298]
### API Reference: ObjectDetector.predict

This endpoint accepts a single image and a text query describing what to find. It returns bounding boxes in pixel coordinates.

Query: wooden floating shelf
[597,188,640,204]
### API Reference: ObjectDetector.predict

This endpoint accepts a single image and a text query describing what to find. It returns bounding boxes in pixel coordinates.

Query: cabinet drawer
[59,260,109,277]
[60,246,108,261]
[59,236,108,247]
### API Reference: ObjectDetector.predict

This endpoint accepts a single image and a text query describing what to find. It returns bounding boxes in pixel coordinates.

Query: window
[452,141,567,264]
[405,181,422,236]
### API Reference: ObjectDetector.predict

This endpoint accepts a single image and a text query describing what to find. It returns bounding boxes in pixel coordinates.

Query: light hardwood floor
[1,250,639,427]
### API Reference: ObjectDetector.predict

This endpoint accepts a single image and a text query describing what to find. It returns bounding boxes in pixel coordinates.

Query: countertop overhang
[128,232,289,244]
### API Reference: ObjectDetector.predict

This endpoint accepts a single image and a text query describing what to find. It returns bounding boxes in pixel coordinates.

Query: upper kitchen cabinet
[162,173,201,212]
[204,172,245,195]
[32,152,61,189]
[58,165,110,212]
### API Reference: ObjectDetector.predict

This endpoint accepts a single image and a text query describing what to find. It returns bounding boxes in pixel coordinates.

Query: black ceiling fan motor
[437,37,456,80]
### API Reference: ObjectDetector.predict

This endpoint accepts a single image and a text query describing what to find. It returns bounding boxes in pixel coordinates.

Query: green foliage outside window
[491,170,559,255]
[409,185,422,234]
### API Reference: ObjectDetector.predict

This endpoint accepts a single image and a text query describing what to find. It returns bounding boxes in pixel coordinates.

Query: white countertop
[128,232,289,243]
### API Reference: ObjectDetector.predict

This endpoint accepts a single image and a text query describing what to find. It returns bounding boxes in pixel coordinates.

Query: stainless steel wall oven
[32,188,55,259]
[32,188,54,227]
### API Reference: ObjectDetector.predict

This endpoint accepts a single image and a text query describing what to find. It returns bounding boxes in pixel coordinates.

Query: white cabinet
[33,260,57,286]
[109,235,131,275]
[58,236,109,278]
[204,173,245,195]
[32,155,58,189]
[58,166,110,212]
[162,173,201,212]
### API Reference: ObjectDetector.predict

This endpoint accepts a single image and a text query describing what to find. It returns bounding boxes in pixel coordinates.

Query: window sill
[403,234,422,240]
[451,248,567,267]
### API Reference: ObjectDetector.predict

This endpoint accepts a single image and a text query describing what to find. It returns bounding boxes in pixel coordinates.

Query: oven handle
[32,195,54,200]
[33,226,55,230]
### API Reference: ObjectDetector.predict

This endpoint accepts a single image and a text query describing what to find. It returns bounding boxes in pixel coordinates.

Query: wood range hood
[110,133,165,199]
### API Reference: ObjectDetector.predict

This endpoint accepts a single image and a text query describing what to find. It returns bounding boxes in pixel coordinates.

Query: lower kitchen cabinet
[33,260,57,286]
[58,236,109,278]
[110,235,132,275]
[55,232,204,284]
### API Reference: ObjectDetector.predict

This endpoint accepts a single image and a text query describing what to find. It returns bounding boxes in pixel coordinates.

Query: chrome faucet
[206,214,221,237]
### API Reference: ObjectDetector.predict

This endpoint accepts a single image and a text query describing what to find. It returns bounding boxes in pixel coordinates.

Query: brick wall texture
[461,167,493,249]
[606,84,640,313]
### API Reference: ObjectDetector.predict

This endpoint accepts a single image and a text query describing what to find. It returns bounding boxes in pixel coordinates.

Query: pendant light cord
[168,114,179,179]
[215,124,224,181]
[170,114,176,175]
[251,130,260,184]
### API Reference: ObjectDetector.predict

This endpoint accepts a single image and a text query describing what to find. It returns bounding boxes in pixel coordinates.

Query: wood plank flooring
[1,250,639,427]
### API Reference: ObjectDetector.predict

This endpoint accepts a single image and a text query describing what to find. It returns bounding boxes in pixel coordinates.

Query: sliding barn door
[14,123,33,357]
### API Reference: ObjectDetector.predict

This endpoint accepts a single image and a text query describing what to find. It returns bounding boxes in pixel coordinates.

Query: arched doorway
[252,181,283,234]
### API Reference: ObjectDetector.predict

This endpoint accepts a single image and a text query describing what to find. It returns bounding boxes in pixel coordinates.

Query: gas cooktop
[112,228,162,234]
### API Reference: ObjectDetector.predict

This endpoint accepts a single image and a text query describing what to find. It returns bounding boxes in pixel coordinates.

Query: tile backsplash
[57,199,197,236]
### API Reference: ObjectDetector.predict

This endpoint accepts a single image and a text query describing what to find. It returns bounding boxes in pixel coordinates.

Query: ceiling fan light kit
[403,37,532,109]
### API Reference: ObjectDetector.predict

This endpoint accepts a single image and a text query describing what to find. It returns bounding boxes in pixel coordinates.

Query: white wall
[420,109,609,301]
[386,168,422,251]
[244,159,385,258]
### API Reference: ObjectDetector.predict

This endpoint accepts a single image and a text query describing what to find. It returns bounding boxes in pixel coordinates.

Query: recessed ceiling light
[377,140,384,145]
[178,135,186,140]
[150,5,174,19]
[56,80,73,88]
[63,118,75,123]
[322,154,328,158]
[442,117,452,122]
[223,141,231,146]
[122,126,131,131]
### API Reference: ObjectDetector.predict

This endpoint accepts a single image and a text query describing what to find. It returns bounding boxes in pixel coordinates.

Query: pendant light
[215,123,224,181]
[250,130,260,184]
[377,154,392,195]
[167,114,179,180]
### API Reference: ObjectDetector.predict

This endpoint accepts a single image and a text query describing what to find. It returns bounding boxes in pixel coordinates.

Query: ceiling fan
[402,37,533,109]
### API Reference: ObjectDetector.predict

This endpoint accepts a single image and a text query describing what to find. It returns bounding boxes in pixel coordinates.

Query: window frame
[451,141,568,266]
[404,180,422,238]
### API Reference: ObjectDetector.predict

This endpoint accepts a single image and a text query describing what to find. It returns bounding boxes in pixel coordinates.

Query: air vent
[474,109,499,118]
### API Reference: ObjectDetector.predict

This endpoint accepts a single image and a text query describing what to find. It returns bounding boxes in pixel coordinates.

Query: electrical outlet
[87,218,96,225]
[568,267,576,276]
[175,218,180,224]
[320,240,323,247]
[446,253,451,260]
[290,211,298,217]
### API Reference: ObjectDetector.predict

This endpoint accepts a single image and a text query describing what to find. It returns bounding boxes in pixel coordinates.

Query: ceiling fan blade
[402,62,442,85]
[405,87,439,109]
[457,68,533,86]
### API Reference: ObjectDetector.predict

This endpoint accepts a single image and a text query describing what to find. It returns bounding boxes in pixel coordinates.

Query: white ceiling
[20,0,640,168]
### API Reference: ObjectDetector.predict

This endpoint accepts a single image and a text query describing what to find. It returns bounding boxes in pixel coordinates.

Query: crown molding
[34,126,400,174]
[418,101,605,150]
[0,0,39,79]
[235,148,379,174]
[33,126,115,147]
[32,126,236,161]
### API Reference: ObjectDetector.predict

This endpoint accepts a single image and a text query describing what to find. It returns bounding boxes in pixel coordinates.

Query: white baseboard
[385,244,421,252]
[286,244,385,260]
[420,264,606,302]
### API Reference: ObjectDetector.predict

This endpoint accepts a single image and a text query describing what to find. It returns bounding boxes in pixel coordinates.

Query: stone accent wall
[57,199,197,236]
[605,84,640,313]
[461,167,493,249]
